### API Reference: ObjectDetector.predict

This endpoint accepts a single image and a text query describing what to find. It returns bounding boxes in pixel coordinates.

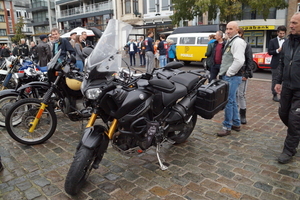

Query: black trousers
[279,86,300,156]
[271,68,278,96]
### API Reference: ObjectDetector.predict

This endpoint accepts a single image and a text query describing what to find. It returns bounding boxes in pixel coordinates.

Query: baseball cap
[39,34,48,40]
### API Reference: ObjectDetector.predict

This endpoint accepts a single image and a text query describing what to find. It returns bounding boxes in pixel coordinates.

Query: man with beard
[275,12,300,164]
[50,28,75,62]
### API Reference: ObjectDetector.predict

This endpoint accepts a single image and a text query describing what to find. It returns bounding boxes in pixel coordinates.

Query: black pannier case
[195,79,229,119]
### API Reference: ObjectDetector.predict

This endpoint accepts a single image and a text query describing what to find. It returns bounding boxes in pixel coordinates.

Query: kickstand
[156,144,168,170]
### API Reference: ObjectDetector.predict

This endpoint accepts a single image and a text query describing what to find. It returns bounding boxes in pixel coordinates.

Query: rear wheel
[168,113,197,144]
[0,94,18,127]
[5,98,57,145]
[253,62,259,72]
[65,146,96,195]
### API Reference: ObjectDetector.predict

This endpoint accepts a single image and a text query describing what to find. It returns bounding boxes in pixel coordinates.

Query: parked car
[252,52,272,72]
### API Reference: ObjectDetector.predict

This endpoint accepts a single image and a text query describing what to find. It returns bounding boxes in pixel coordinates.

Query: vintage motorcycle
[4,50,90,145]
[64,19,229,195]
[0,59,48,127]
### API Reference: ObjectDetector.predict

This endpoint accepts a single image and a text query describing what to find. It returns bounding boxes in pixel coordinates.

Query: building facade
[26,0,55,42]
[55,0,113,34]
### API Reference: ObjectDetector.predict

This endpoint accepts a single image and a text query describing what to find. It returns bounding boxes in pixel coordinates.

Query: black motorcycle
[4,50,90,145]
[64,19,228,195]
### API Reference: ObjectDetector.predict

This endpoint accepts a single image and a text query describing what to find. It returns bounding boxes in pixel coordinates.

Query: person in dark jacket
[205,30,225,83]
[12,43,19,56]
[158,34,168,67]
[236,28,254,125]
[1,45,11,58]
[29,41,38,63]
[137,36,146,66]
[18,38,29,56]
[145,31,154,74]
[50,28,75,62]
[80,31,91,48]
[268,25,287,102]
[275,13,300,164]
[36,35,51,67]
[127,39,137,66]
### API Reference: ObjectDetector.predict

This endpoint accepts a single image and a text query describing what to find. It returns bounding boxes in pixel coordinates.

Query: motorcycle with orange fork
[63,19,212,196]
[4,50,90,145]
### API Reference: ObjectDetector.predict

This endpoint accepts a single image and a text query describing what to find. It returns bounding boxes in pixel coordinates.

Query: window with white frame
[161,0,169,11]
[149,0,155,12]
[148,0,171,13]
[125,0,131,14]
[6,9,10,17]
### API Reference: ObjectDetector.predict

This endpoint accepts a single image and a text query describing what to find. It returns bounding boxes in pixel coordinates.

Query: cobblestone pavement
[1,78,300,200]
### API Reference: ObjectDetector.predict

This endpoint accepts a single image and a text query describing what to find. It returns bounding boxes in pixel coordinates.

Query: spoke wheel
[5,98,57,145]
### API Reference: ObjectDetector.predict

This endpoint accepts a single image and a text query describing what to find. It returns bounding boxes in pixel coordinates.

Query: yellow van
[167,33,211,66]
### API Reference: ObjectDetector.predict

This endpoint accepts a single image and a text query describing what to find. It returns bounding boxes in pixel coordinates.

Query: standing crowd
[205,12,300,166]
[125,32,177,73]
[1,28,92,72]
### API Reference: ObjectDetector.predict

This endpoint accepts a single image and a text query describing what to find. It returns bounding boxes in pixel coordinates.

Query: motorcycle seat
[170,73,199,91]
[162,82,187,107]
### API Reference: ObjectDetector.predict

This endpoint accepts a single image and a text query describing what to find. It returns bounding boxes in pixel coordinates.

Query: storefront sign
[240,25,275,30]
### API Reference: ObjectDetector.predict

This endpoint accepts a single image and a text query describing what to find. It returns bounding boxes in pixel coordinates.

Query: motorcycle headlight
[85,88,102,100]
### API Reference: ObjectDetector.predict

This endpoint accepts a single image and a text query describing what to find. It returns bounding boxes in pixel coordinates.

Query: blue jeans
[222,75,242,129]
[76,60,84,72]
[159,55,167,67]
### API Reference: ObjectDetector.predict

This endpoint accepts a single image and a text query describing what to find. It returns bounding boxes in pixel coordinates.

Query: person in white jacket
[217,21,247,137]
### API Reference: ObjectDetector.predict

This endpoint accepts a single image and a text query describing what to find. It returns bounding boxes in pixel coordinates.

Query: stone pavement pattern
[1,79,300,200]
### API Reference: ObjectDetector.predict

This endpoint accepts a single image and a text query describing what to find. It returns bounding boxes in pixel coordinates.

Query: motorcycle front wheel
[65,146,96,195]
[5,98,57,145]
[0,94,18,127]
[168,113,197,144]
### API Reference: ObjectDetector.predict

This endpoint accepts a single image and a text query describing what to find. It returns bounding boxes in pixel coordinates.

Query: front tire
[168,113,197,144]
[65,146,96,195]
[5,98,57,145]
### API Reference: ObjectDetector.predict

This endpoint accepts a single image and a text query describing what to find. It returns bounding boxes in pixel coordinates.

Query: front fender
[0,89,19,96]
[81,125,109,149]
[17,81,51,92]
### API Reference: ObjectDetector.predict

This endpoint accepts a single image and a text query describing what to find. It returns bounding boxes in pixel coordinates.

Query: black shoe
[278,153,292,164]
[240,109,247,124]
[0,162,3,172]
[273,95,279,102]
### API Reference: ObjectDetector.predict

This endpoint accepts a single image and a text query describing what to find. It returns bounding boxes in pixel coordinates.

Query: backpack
[224,36,254,78]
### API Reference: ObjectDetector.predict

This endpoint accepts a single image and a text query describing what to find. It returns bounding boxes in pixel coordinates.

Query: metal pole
[47,0,52,30]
